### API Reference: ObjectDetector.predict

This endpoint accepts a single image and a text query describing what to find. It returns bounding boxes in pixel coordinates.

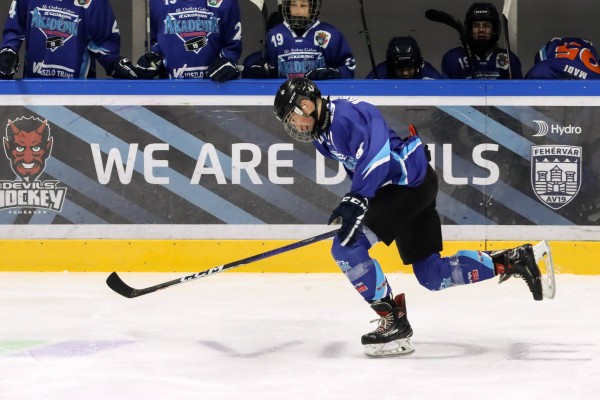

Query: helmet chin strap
[313,96,331,135]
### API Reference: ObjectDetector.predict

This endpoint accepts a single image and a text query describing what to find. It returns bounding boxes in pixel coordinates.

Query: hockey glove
[0,48,19,79]
[305,67,341,80]
[242,61,276,79]
[109,57,138,79]
[208,57,240,83]
[135,51,164,79]
[328,193,369,247]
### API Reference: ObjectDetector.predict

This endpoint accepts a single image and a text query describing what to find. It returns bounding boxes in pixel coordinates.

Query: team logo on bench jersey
[531,145,582,209]
[164,11,218,54]
[31,7,81,51]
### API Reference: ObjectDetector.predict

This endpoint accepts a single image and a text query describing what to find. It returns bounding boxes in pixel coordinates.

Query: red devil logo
[3,117,53,182]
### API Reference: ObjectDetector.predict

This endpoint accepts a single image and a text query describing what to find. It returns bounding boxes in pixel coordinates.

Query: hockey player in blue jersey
[441,2,521,79]
[525,37,600,80]
[274,77,546,357]
[135,0,242,82]
[243,0,355,80]
[366,36,441,79]
[0,0,137,79]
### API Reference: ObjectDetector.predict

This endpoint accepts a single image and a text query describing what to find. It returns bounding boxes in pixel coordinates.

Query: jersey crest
[74,0,92,9]
[163,10,218,54]
[314,30,331,48]
[496,52,509,70]
[207,0,224,7]
[31,7,81,52]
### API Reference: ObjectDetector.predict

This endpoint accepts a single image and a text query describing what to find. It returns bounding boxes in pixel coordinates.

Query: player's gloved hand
[305,67,341,80]
[328,193,369,247]
[208,57,240,83]
[135,51,164,79]
[109,57,138,79]
[0,48,20,79]
[243,61,276,79]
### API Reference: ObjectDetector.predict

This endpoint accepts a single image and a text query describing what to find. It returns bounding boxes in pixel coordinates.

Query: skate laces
[370,312,394,333]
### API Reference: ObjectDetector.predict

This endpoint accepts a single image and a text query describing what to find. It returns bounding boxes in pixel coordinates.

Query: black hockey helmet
[274,78,322,142]
[282,0,321,30]
[464,2,500,44]
[385,36,424,78]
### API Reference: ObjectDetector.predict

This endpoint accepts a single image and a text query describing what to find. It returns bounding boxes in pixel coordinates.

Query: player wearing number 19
[244,0,355,79]
[274,77,547,357]
[441,2,521,79]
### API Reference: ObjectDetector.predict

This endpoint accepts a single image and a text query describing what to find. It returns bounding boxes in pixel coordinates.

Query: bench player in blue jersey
[0,0,136,79]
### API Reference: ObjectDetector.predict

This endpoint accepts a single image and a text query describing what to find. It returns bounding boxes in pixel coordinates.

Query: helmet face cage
[282,0,321,30]
[386,37,423,78]
[282,108,319,143]
[274,78,321,142]
[465,2,500,44]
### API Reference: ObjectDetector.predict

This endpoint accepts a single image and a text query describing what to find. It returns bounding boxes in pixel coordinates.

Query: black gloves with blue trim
[328,193,369,246]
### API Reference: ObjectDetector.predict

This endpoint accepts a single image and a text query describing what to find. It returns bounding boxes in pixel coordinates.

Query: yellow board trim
[0,240,598,274]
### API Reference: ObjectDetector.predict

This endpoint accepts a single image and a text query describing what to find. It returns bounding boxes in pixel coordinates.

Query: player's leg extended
[412,247,543,300]
[412,250,496,290]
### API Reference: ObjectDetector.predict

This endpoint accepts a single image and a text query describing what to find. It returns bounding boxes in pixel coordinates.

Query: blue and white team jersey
[525,37,600,80]
[313,98,429,199]
[149,0,242,79]
[441,46,522,79]
[265,19,355,79]
[365,61,441,79]
[1,0,122,78]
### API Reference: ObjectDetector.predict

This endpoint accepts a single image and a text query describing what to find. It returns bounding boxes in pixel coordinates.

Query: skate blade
[532,240,556,300]
[364,338,415,358]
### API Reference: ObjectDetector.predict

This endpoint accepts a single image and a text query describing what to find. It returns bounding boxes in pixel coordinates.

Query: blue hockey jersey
[149,0,242,79]
[265,20,355,79]
[313,98,429,199]
[441,46,522,79]
[1,0,123,78]
[525,37,600,80]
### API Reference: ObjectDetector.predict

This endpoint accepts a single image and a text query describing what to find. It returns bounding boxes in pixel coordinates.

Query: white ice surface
[1,272,599,400]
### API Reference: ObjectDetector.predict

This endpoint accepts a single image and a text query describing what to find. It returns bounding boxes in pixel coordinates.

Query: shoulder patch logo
[208,0,224,7]
[314,30,331,48]
[74,0,92,9]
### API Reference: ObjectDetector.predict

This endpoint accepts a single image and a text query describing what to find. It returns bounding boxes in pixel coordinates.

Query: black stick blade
[425,9,464,34]
[106,272,139,298]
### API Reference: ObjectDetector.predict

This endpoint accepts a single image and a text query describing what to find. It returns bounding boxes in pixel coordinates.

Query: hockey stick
[145,0,151,52]
[106,230,337,299]
[358,0,378,79]
[501,14,513,79]
[425,9,477,79]
[248,0,270,58]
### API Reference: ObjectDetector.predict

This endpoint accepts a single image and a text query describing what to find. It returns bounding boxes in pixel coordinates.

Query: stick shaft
[502,14,513,79]
[107,230,337,298]
[358,0,378,79]
[145,0,151,52]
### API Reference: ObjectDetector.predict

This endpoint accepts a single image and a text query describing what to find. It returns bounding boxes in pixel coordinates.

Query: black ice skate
[491,244,544,301]
[361,293,415,357]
